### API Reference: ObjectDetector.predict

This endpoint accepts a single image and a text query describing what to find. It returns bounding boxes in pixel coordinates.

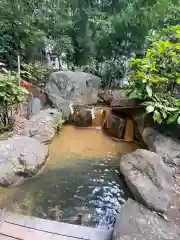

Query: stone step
[3,213,112,240]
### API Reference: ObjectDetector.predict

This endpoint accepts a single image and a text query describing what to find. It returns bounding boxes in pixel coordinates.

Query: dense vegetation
[0,0,179,129]
[0,72,27,132]
[0,0,179,86]
[127,26,180,124]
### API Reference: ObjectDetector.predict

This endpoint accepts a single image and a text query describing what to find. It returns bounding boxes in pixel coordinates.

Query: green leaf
[12,88,18,94]
[146,85,152,98]
[176,78,180,84]
[17,96,23,102]
[165,107,179,112]
[154,103,164,108]
[177,116,180,125]
[141,101,154,106]
[146,105,154,113]
[128,90,138,99]
[175,100,180,107]
[0,92,5,97]
[161,110,167,119]
[167,114,179,124]
[153,110,162,124]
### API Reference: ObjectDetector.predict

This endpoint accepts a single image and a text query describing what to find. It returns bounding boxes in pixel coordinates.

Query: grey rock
[26,92,34,119]
[143,127,180,166]
[112,90,127,99]
[74,106,92,127]
[54,99,72,120]
[22,108,62,143]
[27,94,42,120]
[98,90,127,105]
[120,149,173,213]
[111,98,142,108]
[113,199,180,240]
[45,71,101,109]
[132,109,151,136]
[106,112,126,139]
[31,98,42,115]
[98,89,113,104]
[0,136,48,187]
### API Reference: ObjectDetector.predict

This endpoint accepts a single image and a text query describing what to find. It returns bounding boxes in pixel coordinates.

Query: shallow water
[0,125,144,230]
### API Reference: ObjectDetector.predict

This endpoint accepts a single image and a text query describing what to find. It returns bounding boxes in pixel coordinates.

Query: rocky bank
[0,108,63,187]
[113,127,180,239]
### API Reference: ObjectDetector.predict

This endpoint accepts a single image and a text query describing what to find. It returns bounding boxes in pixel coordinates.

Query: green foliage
[1,1,179,68]
[82,58,126,88]
[0,0,179,88]
[54,118,65,133]
[0,73,26,105]
[0,72,26,132]
[0,0,46,67]
[21,61,52,86]
[126,25,180,125]
[147,25,180,46]
[156,2,180,28]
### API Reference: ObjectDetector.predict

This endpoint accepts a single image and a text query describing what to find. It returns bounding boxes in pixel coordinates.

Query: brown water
[0,125,144,230]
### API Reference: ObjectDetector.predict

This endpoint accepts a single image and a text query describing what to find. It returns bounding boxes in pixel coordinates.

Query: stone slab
[5,213,112,240]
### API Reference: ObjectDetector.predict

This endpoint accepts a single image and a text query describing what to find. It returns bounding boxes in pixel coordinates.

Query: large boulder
[113,199,180,240]
[120,149,173,213]
[0,136,48,187]
[143,127,180,166]
[21,109,62,143]
[45,71,101,112]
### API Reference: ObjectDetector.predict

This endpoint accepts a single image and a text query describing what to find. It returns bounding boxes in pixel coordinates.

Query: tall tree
[0,0,179,72]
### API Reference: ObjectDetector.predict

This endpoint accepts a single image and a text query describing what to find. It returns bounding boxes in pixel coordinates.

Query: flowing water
[0,125,144,230]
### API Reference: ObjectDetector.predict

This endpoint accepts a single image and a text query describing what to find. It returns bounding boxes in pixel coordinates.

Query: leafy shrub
[126,25,180,125]
[146,25,180,47]
[157,4,180,28]
[0,73,26,132]
[21,61,52,86]
[82,57,127,88]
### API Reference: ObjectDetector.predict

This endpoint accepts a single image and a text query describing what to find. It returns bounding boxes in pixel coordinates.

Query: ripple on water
[0,125,144,230]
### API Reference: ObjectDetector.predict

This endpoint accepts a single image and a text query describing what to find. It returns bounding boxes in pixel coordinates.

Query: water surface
[0,125,143,229]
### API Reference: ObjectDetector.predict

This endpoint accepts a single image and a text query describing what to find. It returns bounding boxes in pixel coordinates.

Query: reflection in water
[0,126,144,230]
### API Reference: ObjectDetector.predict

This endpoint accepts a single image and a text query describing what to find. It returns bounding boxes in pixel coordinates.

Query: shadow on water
[0,126,143,230]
